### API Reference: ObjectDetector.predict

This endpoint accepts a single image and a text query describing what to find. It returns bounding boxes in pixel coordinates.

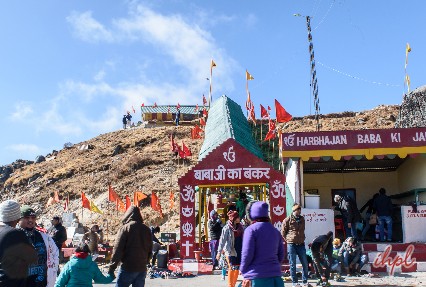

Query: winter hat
[249,201,269,220]
[0,200,22,222]
[210,210,217,217]
[227,210,239,222]
[20,205,36,217]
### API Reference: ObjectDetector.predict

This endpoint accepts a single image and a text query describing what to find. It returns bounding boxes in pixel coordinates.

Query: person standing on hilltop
[126,112,132,128]
[108,206,152,287]
[0,200,37,287]
[122,115,127,129]
[18,206,59,287]
[175,108,181,126]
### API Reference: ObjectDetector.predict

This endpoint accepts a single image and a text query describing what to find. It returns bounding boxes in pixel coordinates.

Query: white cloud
[10,102,33,121]
[94,70,106,81]
[7,144,41,154]
[66,11,114,43]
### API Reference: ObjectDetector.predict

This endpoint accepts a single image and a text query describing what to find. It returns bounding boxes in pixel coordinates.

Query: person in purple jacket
[239,201,284,287]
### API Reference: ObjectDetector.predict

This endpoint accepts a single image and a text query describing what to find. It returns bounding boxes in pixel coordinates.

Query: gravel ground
[93,272,426,287]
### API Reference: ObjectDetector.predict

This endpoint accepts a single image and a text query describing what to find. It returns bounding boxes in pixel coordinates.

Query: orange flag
[81,192,91,210]
[169,191,175,209]
[134,191,147,206]
[116,198,126,212]
[125,195,131,210]
[108,185,119,202]
[54,191,60,202]
[182,141,192,157]
[275,99,292,123]
[151,191,163,217]
[264,119,277,141]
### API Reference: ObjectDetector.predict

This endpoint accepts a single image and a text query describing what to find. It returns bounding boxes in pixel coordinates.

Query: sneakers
[221,276,225,281]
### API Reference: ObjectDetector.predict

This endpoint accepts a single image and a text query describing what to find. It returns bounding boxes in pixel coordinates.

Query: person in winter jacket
[108,206,153,287]
[208,210,222,269]
[338,237,367,276]
[334,194,361,239]
[0,200,37,287]
[54,243,113,287]
[373,188,393,242]
[18,205,59,287]
[240,201,284,287]
[217,210,244,287]
[282,203,310,287]
[310,231,334,286]
[48,216,67,252]
[82,225,101,256]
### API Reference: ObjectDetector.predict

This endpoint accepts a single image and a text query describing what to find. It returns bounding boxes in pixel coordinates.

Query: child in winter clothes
[55,243,114,287]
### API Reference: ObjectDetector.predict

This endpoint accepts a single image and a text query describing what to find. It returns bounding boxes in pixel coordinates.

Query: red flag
[264,119,277,141]
[141,103,145,107]
[125,195,131,210]
[134,191,147,206]
[191,125,203,139]
[151,191,163,217]
[275,99,292,123]
[194,104,199,112]
[132,106,136,113]
[182,141,192,157]
[54,191,60,202]
[200,117,206,126]
[170,134,179,152]
[202,108,207,117]
[81,192,90,210]
[177,144,185,158]
[260,104,269,119]
[268,106,271,111]
[177,103,181,109]
[108,185,119,202]
[169,191,175,209]
[203,94,207,106]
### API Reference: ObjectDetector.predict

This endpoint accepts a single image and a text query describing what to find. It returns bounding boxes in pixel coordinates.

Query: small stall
[280,127,426,243]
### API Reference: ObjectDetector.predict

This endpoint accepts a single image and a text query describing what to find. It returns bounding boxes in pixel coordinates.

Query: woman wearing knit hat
[239,201,285,287]
[217,210,244,287]
[0,200,37,286]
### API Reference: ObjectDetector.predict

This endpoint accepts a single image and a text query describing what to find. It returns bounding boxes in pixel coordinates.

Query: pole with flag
[404,43,412,93]
[209,59,216,107]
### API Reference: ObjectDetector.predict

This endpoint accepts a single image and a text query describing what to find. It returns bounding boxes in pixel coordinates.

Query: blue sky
[0,1,424,165]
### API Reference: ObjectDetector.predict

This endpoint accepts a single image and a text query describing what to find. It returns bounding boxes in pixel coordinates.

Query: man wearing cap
[18,205,59,287]
[282,203,310,287]
[0,200,37,287]
[208,209,222,269]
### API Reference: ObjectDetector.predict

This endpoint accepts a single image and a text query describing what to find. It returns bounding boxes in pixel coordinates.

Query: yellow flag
[90,201,103,214]
[210,59,216,68]
[406,43,411,54]
[246,70,254,80]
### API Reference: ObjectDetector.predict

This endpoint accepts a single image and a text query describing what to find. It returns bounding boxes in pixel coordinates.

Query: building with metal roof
[198,95,263,160]
[140,105,202,122]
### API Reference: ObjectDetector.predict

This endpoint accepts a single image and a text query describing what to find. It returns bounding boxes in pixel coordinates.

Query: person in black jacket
[334,194,361,239]
[0,200,37,287]
[311,231,334,286]
[208,210,222,269]
[48,216,67,252]
[373,188,393,242]
[360,193,379,241]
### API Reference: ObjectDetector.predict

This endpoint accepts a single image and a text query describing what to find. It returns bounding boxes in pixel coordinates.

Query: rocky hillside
[0,105,400,240]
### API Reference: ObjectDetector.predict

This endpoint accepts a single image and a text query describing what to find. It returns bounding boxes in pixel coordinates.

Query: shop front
[280,127,426,244]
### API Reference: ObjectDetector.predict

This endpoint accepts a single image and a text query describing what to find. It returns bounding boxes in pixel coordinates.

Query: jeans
[116,268,147,287]
[342,252,368,269]
[378,215,393,241]
[288,244,309,284]
[343,217,359,239]
[209,239,219,266]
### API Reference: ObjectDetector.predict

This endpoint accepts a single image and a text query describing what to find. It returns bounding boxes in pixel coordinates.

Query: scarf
[228,220,244,237]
